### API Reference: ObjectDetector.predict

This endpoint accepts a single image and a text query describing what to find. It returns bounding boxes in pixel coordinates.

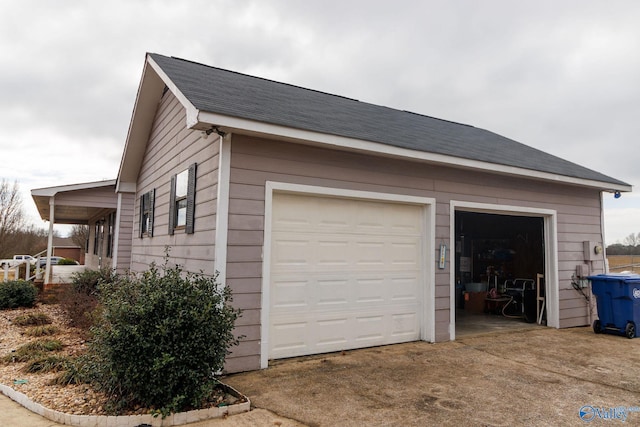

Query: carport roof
[31,180,117,224]
[119,53,631,192]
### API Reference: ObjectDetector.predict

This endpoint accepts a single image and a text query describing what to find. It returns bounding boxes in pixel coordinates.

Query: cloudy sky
[1,0,639,244]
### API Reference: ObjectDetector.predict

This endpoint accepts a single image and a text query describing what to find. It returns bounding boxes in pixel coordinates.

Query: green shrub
[13,312,52,326]
[0,280,38,309]
[57,258,78,265]
[89,262,242,414]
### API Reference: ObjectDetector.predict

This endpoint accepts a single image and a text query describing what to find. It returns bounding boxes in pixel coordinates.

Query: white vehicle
[0,255,35,268]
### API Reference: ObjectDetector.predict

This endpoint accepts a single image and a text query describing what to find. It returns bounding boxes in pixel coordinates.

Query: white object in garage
[268,192,425,360]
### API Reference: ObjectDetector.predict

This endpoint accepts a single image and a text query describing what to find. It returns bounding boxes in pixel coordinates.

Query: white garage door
[268,192,425,360]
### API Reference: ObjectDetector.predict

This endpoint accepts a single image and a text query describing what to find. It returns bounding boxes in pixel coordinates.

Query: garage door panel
[272,239,310,268]
[317,239,350,267]
[391,241,421,264]
[274,194,422,235]
[271,279,309,310]
[270,303,421,359]
[272,234,422,272]
[269,192,425,360]
[271,321,308,355]
[391,277,420,301]
[355,277,385,303]
[354,314,385,342]
[317,279,349,306]
[271,274,420,310]
[273,234,421,272]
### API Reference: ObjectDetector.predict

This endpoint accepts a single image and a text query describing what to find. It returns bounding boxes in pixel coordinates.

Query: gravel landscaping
[0,304,111,415]
[0,302,245,417]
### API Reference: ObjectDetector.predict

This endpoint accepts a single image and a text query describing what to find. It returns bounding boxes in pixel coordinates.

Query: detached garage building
[111,53,630,372]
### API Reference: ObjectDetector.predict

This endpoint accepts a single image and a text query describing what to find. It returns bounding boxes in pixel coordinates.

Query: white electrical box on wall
[583,241,603,262]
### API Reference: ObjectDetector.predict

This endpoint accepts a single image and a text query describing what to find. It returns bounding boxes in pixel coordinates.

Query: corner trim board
[214,134,232,285]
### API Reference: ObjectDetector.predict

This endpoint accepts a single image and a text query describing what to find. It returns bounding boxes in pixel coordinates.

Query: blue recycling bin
[588,274,640,338]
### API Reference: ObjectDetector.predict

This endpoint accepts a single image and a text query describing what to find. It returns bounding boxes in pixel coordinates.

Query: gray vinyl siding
[130,91,219,275]
[227,134,604,370]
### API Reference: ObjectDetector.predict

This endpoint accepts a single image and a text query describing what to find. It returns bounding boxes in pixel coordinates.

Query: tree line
[607,233,640,255]
[0,179,86,259]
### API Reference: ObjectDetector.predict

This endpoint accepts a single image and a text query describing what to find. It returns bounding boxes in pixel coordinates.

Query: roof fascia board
[146,56,200,127]
[31,179,117,197]
[117,181,136,193]
[193,112,632,193]
[117,54,199,192]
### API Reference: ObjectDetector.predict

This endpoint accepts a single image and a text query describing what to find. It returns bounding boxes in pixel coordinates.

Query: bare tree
[622,232,640,248]
[15,225,48,256]
[0,179,25,258]
[69,224,89,252]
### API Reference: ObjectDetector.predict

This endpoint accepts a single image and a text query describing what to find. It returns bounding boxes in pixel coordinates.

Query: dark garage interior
[454,211,546,333]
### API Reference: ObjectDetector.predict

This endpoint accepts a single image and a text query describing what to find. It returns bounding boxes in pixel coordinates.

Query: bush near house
[88,261,242,415]
[0,280,38,309]
[58,268,118,332]
[70,267,118,296]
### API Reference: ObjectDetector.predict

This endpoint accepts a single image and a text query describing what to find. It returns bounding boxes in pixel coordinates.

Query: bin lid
[588,273,640,283]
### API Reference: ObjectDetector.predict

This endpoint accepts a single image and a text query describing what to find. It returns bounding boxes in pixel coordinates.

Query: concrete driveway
[224,327,640,426]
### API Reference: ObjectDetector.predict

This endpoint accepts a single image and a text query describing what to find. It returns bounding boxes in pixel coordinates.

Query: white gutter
[191,111,632,193]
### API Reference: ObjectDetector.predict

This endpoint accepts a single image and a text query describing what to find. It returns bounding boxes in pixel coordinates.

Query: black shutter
[185,163,197,234]
[169,175,176,235]
[139,194,145,238]
[149,189,155,237]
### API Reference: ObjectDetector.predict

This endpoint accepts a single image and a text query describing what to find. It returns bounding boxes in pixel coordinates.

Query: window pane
[176,169,189,198]
[143,213,150,233]
[176,199,187,226]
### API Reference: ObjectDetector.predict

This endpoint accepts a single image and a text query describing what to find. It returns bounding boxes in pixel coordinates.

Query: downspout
[45,196,55,284]
[590,191,609,325]
[600,191,609,274]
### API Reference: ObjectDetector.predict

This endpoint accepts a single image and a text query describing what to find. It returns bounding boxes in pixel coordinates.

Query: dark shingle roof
[149,53,628,187]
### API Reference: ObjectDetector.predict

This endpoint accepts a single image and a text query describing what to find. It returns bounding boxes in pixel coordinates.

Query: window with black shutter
[169,163,197,235]
[140,189,155,237]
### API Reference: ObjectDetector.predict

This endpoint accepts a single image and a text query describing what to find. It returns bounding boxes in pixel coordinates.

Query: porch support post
[112,192,122,271]
[45,196,55,284]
